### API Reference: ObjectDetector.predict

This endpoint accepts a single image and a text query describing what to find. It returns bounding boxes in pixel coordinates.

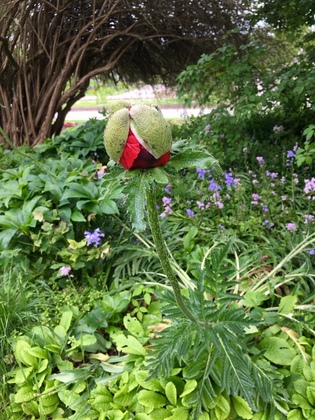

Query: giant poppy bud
[104,104,172,169]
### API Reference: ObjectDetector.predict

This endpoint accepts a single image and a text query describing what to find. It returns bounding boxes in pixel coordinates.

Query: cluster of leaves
[0,126,123,284]
[175,37,315,170]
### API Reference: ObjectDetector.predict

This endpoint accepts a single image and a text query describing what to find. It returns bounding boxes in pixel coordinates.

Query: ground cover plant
[0,101,315,420]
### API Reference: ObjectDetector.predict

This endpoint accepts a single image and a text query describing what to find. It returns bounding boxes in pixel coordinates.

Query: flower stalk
[145,183,200,325]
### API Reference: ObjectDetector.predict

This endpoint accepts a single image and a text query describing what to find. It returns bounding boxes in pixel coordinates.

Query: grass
[72,82,184,109]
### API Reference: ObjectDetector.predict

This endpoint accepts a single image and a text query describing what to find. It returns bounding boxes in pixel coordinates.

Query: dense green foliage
[0,108,314,419]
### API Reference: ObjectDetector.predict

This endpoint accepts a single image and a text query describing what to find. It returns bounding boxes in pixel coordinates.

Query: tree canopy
[0,0,249,146]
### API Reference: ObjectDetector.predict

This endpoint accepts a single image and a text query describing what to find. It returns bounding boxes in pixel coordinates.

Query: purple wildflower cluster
[84,228,105,247]
[304,178,315,199]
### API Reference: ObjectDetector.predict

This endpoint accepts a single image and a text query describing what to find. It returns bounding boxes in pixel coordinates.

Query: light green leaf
[233,396,253,419]
[135,370,164,392]
[113,384,137,406]
[59,311,73,332]
[306,386,315,407]
[259,337,296,365]
[137,390,167,408]
[124,314,145,337]
[278,295,298,314]
[180,379,198,397]
[49,369,92,383]
[148,408,172,419]
[13,367,33,385]
[14,385,35,403]
[165,381,177,406]
[292,393,312,409]
[287,409,303,420]
[14,340,32,364]
[27,347,48,360]
[114,334,146,356]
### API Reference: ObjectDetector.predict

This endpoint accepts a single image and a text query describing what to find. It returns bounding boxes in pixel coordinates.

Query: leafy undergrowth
[0,115,314,419]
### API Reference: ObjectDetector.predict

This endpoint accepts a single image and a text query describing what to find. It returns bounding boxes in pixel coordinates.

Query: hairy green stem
[146,183,200,325]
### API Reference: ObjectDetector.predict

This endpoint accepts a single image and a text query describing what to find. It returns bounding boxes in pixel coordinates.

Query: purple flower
[196,168,209,179]
[251,193,261,205]
[304,178,315,194]
[309,249,315,255]
[256,156,264,165]
[224,172,238,187]
[262,220,274,229]
[205,124,211,133]
[208,178,221,191]
[164,183,172,194]
[286,223,297,231]
[60,266,71,276]
[262,205,268,212]
[162,196,172,206]
[186,209,195,217]
[287,150,296,158]
[197,200,205,209]
[84,228,105,247]
[304,214,314,224]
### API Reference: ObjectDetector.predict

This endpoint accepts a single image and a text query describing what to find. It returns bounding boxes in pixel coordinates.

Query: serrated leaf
[278,295,298,314]
[233,396,253,419]
[165,381,177,406]
[169,149,220,172]
[125,173,151,231]
[137,390,167,408]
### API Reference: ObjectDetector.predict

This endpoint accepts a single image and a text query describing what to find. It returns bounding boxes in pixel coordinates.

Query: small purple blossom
[60,266,71,276]
[256,156,264,165]
[186,209,195,217]
[304,214,314,224]
[287,150,296,158]
[162,196,172,206]
[84,228,105,247]
[224,172,238,188]
[304,178,315,195]
[286,223,297,232]
[164,183,172,194]
[251,193,261,205]
[196,168,209,179]
[309,249,315,255]
[205,124,211,133]
[262,205,268,212]
[208,178,221,191]
[262,220,274,229]
[197,200,205,209]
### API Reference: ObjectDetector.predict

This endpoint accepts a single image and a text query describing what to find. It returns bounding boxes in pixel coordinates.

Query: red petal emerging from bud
[119,130,170,169]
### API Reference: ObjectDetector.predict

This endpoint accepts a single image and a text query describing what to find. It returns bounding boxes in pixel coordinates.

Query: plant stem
[145,183,200,325]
